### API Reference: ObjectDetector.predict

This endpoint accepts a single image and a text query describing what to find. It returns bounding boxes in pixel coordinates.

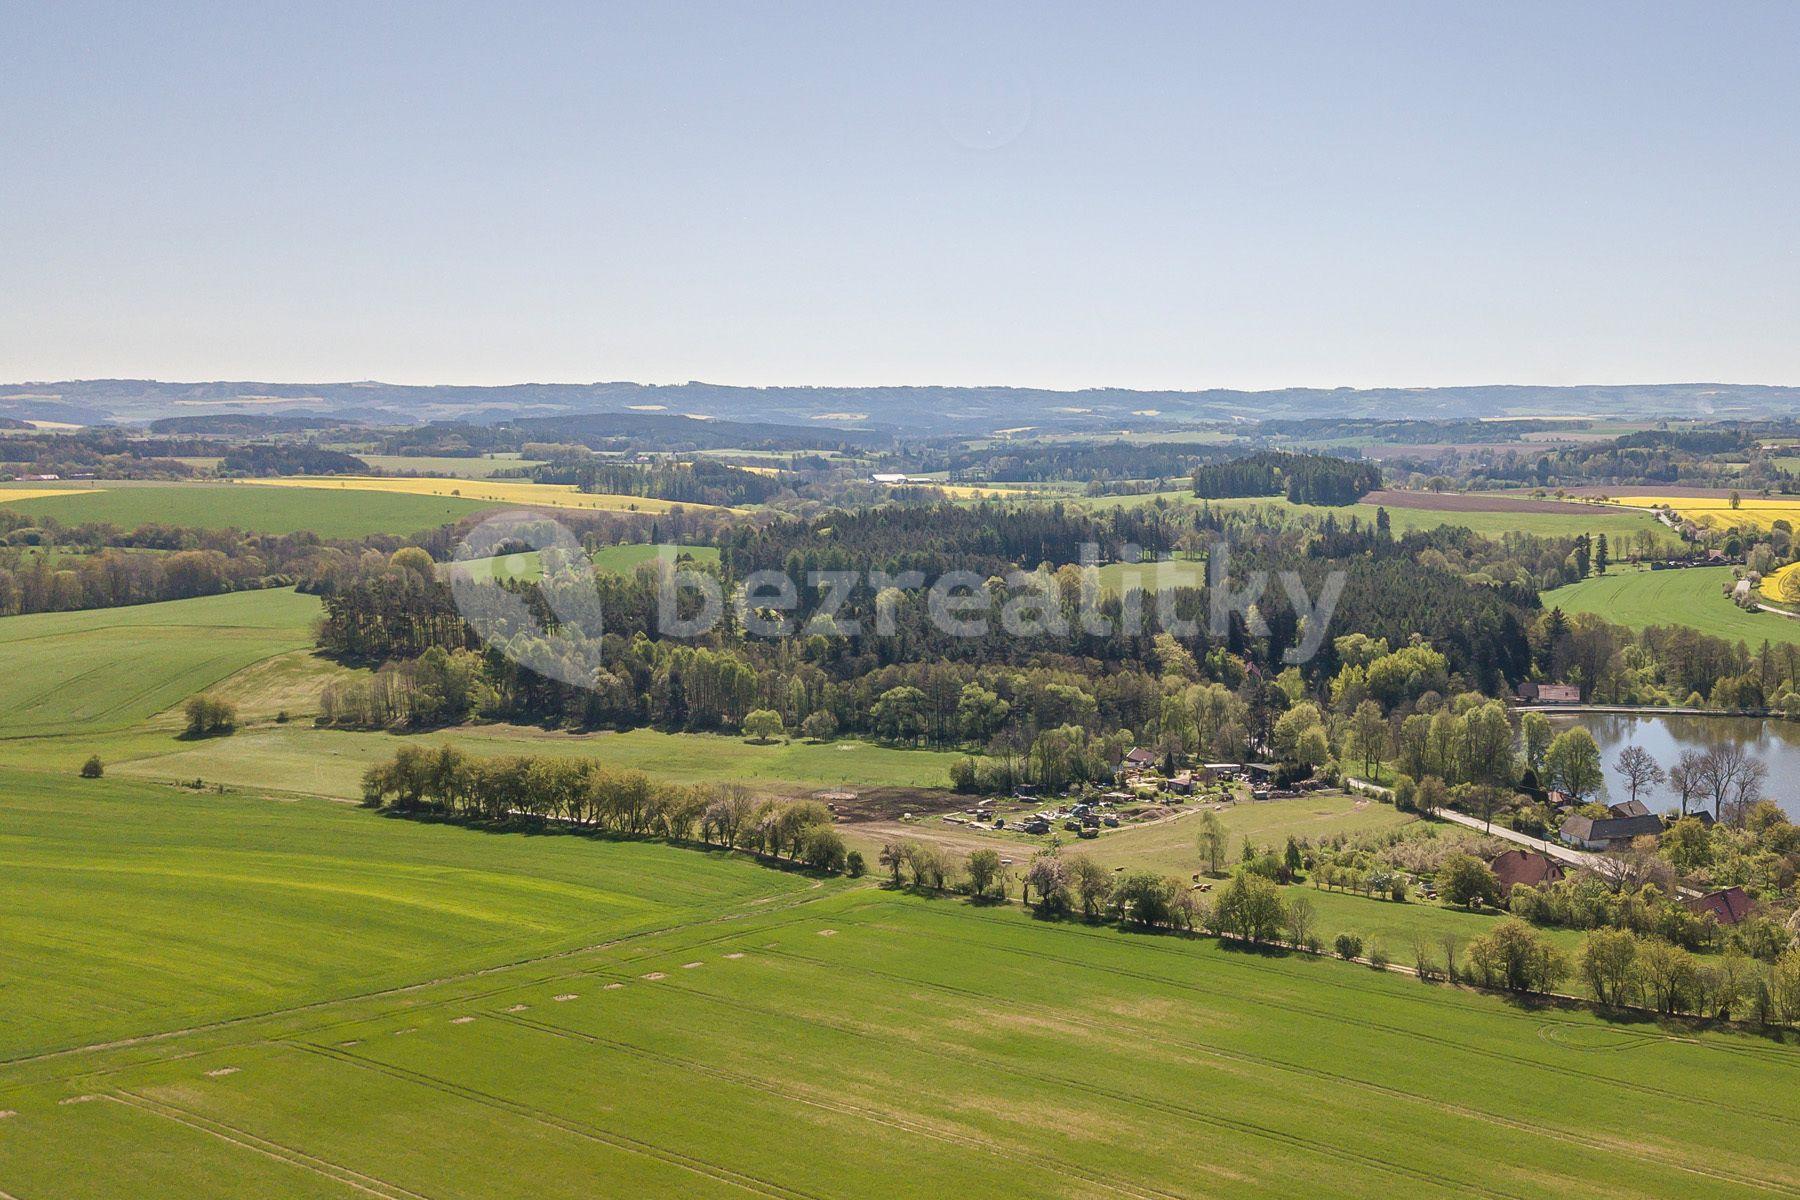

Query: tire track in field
[748,944,1800,1196]
[1,887,836,1069]
[600,969,1532,1200]
[489,1010,1211,1200]
[837,902,1800,1129]
[289,1041,827,1200]
[109,1090,432,1200]
[262,906,836,1054]
[43,906,828,1093]
[856,894,1800,1070]
[921,895,1800,1072]
[853,906,1800,1125]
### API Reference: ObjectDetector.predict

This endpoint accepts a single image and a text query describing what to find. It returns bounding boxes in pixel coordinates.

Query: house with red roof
[1685,886,1754,926]
[1488,849,1565,897]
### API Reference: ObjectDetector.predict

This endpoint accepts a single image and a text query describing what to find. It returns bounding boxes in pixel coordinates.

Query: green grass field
[0,589,321,738]
[3,774,1794,1198]
[96,725,963,798]
[0,481,499,537]
[1542,565,1800,648]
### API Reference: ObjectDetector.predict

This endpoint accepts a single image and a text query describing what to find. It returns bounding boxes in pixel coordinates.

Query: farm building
[1686,886,1754,926]
[1517,681,1581,705]
[1122,747,1158,769]
[1487,849,1565,897]
[1559,812,1664,851]
[1607,799,1653,820]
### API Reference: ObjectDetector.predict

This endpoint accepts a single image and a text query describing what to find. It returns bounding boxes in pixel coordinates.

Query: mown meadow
[1543,565,1800,649]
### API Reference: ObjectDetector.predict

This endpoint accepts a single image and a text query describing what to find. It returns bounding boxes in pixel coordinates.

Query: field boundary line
[849,896,1800,1081]
[109,1091,431,1200]
[290,1041,825,1200]
[491,1010,1210,1200]
[605,965,1533,1200]
[746,942,1800,1195]
[838,904,1800,1123]
[0,888,836,1068]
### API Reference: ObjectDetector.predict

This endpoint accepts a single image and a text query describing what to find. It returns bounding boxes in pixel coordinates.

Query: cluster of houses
[1646,547,1737,569]
[1486,845,1754,927]
[1120,747,1309,801]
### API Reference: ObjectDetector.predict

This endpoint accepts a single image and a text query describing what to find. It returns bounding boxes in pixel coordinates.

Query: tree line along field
[1195,493,1684,546]
[3,772,1795,1199]
[1542,564,1800,649]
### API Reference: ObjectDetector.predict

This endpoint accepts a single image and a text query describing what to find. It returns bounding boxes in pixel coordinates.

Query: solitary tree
[79,754,103,779]
[1067,854,1114,919]
[1346,700,1389,780]
[965,848,1005,899]
[1196,810,1227,876]
[742,709,785,743]
[1613,745,1664,804]
[1519,711,1553,773]
[1669,749,1706,817]
[1544,728,1604,802]
[1437,854,1502,910]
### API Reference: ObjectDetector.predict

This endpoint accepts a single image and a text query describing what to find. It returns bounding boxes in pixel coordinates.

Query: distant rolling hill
[9,378,1800,436]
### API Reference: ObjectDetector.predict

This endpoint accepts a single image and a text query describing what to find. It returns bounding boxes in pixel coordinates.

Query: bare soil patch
[816,786,966,824]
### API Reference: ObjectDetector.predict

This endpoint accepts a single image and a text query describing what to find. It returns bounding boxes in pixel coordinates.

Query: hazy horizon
[7,2,1800,390]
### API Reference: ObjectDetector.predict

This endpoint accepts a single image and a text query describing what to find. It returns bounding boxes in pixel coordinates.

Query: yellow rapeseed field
[1762,560,1800,602]
[1611,494,1800,533]
[239,476,737,513]
[0,487,101,503]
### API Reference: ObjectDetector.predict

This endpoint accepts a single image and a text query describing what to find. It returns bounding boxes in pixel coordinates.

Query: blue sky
[3,1,1798,390]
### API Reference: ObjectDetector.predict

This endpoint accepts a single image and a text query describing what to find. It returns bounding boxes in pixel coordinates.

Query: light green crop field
[1543,564,1800,648]
[0,588,320,738]
[0,768,812,1058]
[356,453,547,477]
[91,725,963,799]
[0,480,499,536]
[3,775,1794,1198]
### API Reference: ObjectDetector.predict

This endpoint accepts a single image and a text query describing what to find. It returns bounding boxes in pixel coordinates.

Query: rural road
[1430,808,1601,870]
[1346,778,1601,870]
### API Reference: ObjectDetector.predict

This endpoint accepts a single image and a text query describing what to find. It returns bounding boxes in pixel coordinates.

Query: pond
[1550,712,1800,820]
